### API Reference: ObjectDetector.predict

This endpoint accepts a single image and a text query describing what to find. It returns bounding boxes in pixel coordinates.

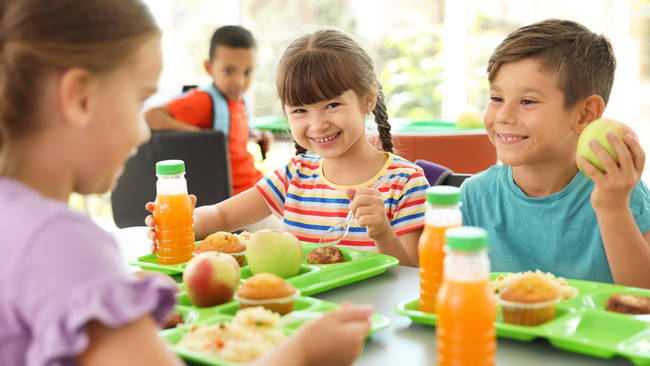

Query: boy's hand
[251,128,274,154]
[292,303,373,366]
[346,187,392,241]
[145,194,197,254]
[577,132,645,211]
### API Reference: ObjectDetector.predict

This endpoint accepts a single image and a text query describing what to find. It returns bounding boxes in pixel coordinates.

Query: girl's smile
[287,90,370,160]
[310,132,341,147]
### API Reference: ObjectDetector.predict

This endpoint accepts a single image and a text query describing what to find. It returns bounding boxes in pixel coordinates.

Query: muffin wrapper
[497,295,562,326]
[192,250,247,267]
[234,290,301,316]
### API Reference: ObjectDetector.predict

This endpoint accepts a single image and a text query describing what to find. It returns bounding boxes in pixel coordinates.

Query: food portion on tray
[174,307,286,364]
[163,295,391,366]
[306,246,345,265]
[491,270,580,301]
[128,229,398,296]
[491,270,580,326]
[235,273,300,315]
[605,293,650,315]
[395,270,650,365]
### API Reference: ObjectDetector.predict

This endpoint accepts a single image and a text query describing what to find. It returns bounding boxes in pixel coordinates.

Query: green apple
[247,230,303,279]
[183,252,241,308]
[455,108,482,129]
[577,118,634,177]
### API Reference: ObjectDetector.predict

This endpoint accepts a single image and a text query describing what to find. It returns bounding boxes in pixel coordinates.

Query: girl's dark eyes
[292,108,307,114]
[490,96,503,102]
[245,70,252,76]
[225,69,234,75]
[326,103,340,109]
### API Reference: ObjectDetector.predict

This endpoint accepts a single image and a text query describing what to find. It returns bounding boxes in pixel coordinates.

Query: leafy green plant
[381,16,443,119]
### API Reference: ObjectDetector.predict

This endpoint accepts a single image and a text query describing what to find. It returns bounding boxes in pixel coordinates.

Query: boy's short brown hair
[487,19,616,108]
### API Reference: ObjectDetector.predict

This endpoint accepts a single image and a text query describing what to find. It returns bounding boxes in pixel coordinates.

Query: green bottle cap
[425,186,461,205]
[156,160,185,175]
[445,227,488,251]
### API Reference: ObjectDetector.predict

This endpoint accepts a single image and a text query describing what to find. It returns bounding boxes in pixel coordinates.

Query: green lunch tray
[250,115,290,134]
[389,118,485,133]
[161,296,391,366]
[394,273,650,365]
[128,244,399,296]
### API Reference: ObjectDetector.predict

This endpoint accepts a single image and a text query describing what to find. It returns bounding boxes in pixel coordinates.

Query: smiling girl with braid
[146,29,429,267]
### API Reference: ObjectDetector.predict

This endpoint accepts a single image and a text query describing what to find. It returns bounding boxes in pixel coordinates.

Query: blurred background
[76,0,650,229]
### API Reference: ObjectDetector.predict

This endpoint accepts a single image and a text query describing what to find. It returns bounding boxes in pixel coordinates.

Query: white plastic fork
[318,172,391,246]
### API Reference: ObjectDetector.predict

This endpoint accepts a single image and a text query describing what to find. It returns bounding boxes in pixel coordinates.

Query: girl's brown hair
[0,0,160,147]
[276,29,393,155]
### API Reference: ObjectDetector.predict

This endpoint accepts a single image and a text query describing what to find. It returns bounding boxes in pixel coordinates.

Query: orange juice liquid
[153,193,195,265]
[419,224,459,313]
[437,279,496,366]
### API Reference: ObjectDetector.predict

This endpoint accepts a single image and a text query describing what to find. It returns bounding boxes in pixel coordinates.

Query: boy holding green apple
[461,19,650,288]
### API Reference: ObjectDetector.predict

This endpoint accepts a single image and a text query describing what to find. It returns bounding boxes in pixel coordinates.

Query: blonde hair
[0,0,160,146]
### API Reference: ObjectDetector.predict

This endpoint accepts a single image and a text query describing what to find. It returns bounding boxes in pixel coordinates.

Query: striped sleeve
[391,167,428,236]
[255,157,300,219]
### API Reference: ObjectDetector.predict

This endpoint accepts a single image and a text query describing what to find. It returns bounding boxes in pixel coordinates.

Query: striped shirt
[255,153,428,250]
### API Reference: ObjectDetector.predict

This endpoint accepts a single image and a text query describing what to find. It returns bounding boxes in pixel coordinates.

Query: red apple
[183,252,241,308]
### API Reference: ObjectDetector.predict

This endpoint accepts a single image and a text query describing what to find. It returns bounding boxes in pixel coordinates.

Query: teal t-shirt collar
[506,166,586,203]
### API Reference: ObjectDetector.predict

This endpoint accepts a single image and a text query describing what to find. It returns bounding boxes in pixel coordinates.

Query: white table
[111,227,635,366]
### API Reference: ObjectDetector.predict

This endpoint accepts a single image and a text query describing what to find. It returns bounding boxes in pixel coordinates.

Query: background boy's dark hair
[209,25,256,61]
[487,19,616,108]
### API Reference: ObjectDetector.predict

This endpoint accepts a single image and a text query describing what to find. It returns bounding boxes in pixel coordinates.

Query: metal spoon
[318,172,391,246]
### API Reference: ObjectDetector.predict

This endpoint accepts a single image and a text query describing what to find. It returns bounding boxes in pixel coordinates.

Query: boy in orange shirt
[145,25,271,195]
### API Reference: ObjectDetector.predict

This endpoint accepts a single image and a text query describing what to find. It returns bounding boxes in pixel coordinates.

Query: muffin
[498,276,562,326]
[306,246,345,264]
[605,293,650,314]
[194,232,247,267]
[234,273,300,315]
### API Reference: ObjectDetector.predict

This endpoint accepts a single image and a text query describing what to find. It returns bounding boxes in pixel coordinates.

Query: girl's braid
[373,83,394,154]
[294,140,308,156]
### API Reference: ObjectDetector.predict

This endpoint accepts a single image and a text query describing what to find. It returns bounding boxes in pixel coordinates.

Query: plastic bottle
[153,160,195,265]
[437,227,496,366]
[418,186,462,314]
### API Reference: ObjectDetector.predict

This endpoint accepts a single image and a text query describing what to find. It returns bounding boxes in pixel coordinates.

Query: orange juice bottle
[418,186,462,313]
[437,227,496,366]
[153,160,195,265]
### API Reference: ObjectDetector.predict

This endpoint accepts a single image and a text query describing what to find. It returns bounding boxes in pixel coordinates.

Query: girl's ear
[58,68,95,128]
[365,83,379,113]
[575,94,605,135]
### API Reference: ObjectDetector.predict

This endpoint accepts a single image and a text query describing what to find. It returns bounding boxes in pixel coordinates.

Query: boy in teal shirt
[461,19,650,287]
